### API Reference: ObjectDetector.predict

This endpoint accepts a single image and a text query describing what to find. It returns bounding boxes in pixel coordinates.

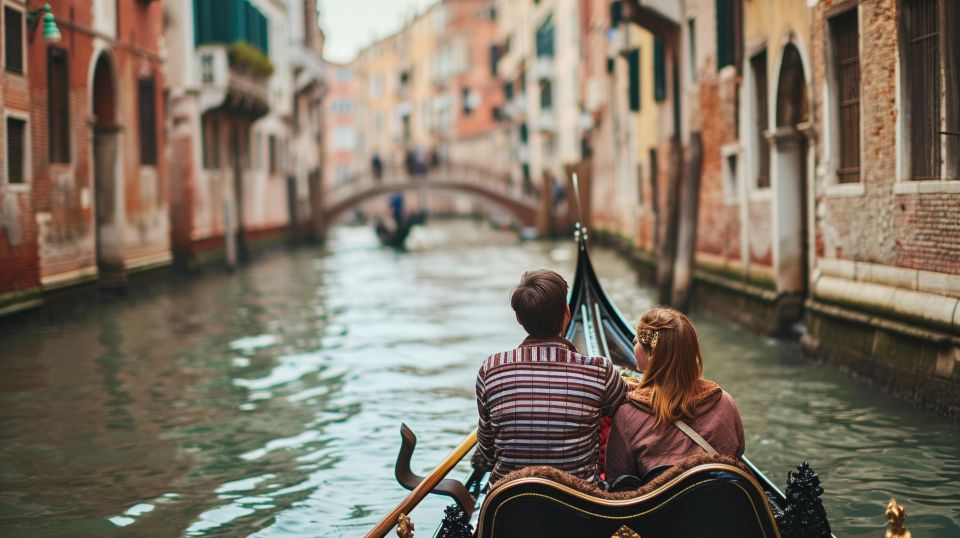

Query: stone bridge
[318,163,570,235]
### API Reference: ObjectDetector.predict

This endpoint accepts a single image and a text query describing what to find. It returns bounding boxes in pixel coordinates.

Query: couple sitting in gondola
[475,269,744,490]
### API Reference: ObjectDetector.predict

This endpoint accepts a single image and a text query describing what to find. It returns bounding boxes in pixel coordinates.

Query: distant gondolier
[371,154,383,182]
[389,192,404,228]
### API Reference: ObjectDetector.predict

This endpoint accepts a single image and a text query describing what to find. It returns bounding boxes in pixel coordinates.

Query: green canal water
[0,221,958,537]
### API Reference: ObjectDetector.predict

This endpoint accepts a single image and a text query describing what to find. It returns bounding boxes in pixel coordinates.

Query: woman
[605,307,745,485]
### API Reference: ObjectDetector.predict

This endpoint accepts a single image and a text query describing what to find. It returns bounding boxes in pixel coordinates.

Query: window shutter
[139,77,158,165]
[716,0,735,70]
[609,1,622,29]
[653,37,666,102]
[628,48,641,111]
[48,48,71,163]
[4,8,24,74]
[7,118,26,183]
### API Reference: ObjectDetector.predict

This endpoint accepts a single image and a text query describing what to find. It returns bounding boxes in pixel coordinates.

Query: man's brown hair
[511,269,568,337]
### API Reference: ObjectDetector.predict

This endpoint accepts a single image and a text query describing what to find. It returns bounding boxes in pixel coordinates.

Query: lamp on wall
[28,3,62,43]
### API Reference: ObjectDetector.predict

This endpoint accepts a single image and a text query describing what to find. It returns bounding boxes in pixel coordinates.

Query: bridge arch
[320,165,541,231]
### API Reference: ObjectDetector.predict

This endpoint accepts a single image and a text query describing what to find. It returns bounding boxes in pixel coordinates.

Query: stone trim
[816,258,960,298]
[0,287,42,317]
[812,274,959,334]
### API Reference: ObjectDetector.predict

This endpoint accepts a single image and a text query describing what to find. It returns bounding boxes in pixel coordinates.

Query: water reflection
[0,221,957,537]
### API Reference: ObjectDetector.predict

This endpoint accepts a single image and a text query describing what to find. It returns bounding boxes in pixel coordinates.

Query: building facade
[323,61,360,190]
[165,0,325,268]
[805,0,959,414]
[1,0,168,315]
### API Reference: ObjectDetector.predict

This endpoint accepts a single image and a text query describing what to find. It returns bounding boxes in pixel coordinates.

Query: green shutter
[628,47,640,111]
[716,0,734,70]
[654,37,666,102]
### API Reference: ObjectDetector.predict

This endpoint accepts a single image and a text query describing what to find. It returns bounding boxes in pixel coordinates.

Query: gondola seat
[477,454,781,538]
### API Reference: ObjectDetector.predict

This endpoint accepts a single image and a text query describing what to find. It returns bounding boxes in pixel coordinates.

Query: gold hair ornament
[636,329,659,352]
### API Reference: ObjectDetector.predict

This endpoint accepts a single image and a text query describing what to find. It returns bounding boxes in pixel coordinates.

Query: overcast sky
[320,0,437,63]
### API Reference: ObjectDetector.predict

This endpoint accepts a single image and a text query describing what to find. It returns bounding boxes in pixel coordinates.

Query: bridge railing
[324,162,541,208]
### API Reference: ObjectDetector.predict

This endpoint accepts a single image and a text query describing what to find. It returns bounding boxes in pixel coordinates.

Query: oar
[365,428,478,538]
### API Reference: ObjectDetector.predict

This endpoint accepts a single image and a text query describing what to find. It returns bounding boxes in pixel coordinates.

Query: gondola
[375,210,426,249]
[366,184,838,538]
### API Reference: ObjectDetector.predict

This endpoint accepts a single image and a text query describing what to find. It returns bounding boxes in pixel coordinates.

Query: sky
[319,0,438,63]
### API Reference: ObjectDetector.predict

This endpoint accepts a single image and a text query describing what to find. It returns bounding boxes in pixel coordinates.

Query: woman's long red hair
[636,307,704,430]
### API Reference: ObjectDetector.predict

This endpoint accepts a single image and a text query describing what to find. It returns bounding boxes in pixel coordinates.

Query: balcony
[290,43,325,92]
[194,0,272,117]
[505,92,527,119]
[197,45,270,118]
[536,109,556,132]
[533,56,554,81]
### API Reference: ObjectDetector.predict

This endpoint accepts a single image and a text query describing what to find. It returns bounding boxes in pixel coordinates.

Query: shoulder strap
[674,419,718,454]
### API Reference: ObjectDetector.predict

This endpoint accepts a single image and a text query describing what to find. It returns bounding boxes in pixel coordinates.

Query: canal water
[1,221,958,537]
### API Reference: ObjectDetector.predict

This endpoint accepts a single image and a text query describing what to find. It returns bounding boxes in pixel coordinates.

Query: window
[6,116,27,184]
[722,148,738,202]
[653,37,666,102]
[716,0,736,70]
[461,87,472,116]
[203,116,220,169]
[900,0,959,181]
[610,1,623,29]
[489,43,500,77]
[750,51,770,188]
[637,164,644,205]
[138,77,158,165]
[253,131,262,169]
[268,134,278,173]
[627,48,641,111]
[48,48,70,163]
[687,18,697,83]
[649,148,659,213]
[539,80,553,110]
[536,14,555,58]
[830,8,860,183]
[4,6,23,74]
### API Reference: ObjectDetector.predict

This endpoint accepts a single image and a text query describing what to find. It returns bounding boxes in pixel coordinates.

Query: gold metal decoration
[885,498,911,538]
[611,525,642,538]
[396,512,414,538]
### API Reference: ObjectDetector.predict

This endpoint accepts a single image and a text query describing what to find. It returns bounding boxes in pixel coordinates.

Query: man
[476,269,628,484]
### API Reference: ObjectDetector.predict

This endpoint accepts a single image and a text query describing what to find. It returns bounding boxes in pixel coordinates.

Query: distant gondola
[367,214,836,538]
[375,211,425,249]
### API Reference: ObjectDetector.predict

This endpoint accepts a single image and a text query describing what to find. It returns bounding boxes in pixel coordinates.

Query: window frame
[4,3,26,75]
[4,110,31,190]
[47,46,71,164]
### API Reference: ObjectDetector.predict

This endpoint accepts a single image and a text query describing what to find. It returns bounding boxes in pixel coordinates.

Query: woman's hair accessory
[636,328,659,352]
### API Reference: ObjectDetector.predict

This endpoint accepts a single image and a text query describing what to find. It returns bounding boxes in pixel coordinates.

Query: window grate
[902,0,941,179]
[830,9,860,183]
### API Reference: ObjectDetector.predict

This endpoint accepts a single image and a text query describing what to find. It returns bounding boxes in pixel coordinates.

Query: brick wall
[696,59,741,262]
[812,0,960,276]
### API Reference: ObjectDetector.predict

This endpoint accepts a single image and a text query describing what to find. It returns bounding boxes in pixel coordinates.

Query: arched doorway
[91,53,124,286]
[770,43,810,326]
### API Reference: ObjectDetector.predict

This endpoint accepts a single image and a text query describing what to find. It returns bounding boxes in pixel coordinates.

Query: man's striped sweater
[476,336,627,483]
